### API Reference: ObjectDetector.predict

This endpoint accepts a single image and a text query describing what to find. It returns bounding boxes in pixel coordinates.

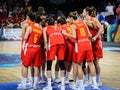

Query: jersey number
[80,28,86,36]
[34,34,38,43]
[67,27,72,34]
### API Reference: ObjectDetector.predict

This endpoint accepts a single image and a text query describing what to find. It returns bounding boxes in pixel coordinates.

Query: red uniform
[62,24,75,63]
[46,26,65,60]
[74,21,94,63]
[21,21,35,61]
[23,25,43,66]
[89,17,103,58]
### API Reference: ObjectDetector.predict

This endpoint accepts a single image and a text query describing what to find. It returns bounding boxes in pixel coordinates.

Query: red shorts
[47,44,65,60]
[23,47,42,66]
[73,50,94,63]
[65,41,75,63]
[92,40,103,58]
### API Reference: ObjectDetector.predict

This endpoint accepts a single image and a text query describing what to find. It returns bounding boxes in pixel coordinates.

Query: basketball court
[0,41,120,90]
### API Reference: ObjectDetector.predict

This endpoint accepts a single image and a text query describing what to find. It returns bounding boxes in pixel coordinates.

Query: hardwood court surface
[0,41,120,89]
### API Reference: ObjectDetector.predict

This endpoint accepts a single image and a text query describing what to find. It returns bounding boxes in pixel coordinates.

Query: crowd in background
[0,0,32,28]
[0,0,120,28]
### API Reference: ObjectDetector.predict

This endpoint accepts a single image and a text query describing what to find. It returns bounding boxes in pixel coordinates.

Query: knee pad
[58,60,65,70]
[47,61,52,70]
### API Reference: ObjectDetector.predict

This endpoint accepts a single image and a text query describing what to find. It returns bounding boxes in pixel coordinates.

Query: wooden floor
[0,41,120,89]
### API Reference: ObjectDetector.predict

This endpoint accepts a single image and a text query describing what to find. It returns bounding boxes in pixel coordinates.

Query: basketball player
[58,16,75,84]
[62,12,98,90]
[18,12,40,89]
[82,7,103,87]
[43,15,66,90]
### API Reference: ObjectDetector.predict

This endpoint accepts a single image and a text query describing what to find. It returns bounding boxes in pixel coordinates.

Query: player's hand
[44,44,48,52]
[92,37,97,42]
[22,41,25,50]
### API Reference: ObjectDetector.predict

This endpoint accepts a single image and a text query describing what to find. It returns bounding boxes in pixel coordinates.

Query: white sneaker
[17,84,27,90]
[69,82,77,90]
[43,86,52,90]
[97,81,102,87]
[54,78,61,83]
[65,78,69,84]
[84,80,92,87]
[58,85,65,90]
[33,85,38,90]
[77,86,85,90]
[38,79,46,84]
[26,79,33,88]
[93,84,99,90]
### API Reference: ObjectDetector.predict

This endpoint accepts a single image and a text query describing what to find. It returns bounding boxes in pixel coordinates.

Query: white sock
[33,77,39,87]
[30,76,34,81]
[30,76,34,86]
[84,74,89,81]
[92,76,97,85]
[97,74,101,83]
[47,78,51,86]
[55,71,58,79]
[21,77,27,85]
[41,71,44,79]
[61,77,65,86]
[65,71,70,78]
[79,79,84,87]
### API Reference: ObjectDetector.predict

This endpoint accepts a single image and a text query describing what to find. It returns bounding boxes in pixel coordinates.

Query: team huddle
[17,7,103,90]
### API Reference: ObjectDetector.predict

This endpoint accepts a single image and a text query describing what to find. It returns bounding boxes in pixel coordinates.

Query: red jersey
[74,21,92,51]
[62,24,75,44]
[46,25,65,48]
[27,25,43,46]
[27,21,35,27]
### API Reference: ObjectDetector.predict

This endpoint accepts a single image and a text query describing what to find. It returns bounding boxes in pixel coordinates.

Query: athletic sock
[97,74,101,83]
[33,77,39,87]
[47,78,52,86]
[92,76,98,85]
[61,77,65,86]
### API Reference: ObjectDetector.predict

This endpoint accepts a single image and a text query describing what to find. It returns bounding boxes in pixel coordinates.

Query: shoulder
[92,17,99,23]
[70,24,76,29]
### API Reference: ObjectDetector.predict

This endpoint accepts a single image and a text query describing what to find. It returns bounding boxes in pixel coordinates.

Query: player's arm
[43,27,48,51]
[21,22,28,38]
[83,21,92,39]
[92,18,103,41]
[24,26,32,43]
[62,24,76,39]
[84,18,94,28]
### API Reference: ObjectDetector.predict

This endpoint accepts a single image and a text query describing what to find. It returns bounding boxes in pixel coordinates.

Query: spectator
[116,3,120,24]
[116,3,120,32]
[105,2,114,24]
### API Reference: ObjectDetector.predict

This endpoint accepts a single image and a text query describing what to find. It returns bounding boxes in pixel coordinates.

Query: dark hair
[85,7,96,16]
[27,11,35,21]
[46,15,55,25]
[34,14,42,24]
[68,11,78,20]
[57,16,66,25]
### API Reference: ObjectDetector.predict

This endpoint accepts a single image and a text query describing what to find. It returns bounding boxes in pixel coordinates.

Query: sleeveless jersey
[62,24,75,44]
[27,25,43,45]
[74,21,92,51]
[46,25,65,47]
[27,21,35,27]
